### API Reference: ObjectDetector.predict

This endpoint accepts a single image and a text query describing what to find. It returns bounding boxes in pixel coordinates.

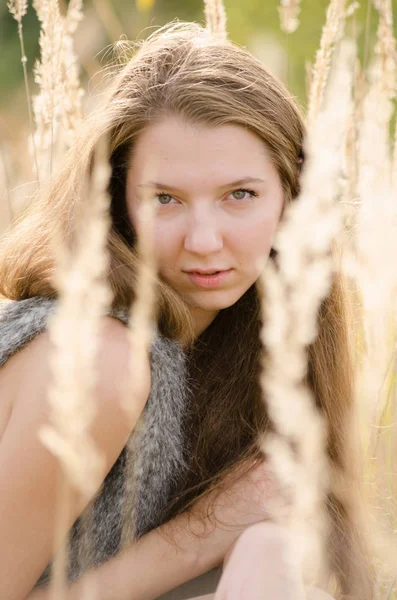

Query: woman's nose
[184,216,223,255]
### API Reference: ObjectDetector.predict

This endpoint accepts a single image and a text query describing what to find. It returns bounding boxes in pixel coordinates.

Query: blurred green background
[0,0,396,145]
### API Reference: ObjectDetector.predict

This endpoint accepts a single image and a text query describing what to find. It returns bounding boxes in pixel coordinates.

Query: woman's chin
[183,288,245,312]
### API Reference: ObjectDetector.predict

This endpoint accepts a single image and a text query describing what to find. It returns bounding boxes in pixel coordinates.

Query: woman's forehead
[126,116,278,189]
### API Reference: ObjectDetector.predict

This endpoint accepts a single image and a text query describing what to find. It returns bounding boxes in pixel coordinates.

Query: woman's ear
[297,148,305,172]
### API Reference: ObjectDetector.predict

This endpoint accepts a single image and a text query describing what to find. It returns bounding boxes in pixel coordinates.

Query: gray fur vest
[0,296,190,588]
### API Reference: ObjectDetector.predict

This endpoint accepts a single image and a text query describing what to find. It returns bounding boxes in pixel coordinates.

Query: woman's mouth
[184,269,233,289]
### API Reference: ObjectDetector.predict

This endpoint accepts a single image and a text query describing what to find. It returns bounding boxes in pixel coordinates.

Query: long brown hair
[0,21,374,597]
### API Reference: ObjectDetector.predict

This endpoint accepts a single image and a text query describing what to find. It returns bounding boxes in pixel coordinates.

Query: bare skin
[190,523,335,600]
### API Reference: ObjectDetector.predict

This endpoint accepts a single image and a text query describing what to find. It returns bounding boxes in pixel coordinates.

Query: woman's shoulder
[0,296,151,441]
[0,296,58,368]
[0,296,131,367]
[0,295,184,367]
[0,294,188,415]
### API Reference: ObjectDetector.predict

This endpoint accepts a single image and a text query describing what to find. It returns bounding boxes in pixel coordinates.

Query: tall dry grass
[347,0,397,592]
[7,0,40,186]
[2,0,397,597]
[258,36,357,593]
[32,0,84,182]
[40,134,114,600]
[306,0,347,128]
[203,0,227,40]
[39,130,158,599]
[278,0,302,34]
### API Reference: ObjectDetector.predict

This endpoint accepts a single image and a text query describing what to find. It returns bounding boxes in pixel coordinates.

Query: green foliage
[1,1,396,118]
[0,2,40,106]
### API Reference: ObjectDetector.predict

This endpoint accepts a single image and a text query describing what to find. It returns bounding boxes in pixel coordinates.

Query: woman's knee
[217,522,306,599]
[221,524,335,600]
[228,522,296,563]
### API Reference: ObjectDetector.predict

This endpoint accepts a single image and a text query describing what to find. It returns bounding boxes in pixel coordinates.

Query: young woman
[0,21,374,600]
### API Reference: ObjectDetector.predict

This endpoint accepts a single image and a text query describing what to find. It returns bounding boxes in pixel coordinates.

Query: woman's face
[126,115,284,335]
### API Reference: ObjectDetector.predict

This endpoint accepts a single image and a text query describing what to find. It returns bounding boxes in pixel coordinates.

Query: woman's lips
[184,269,233,289]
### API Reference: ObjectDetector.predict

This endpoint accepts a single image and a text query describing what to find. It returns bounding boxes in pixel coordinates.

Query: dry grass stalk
[7,0,40,188]
[307,0,347,128]
[372,0,397,100]
[346,1,360,18]
[393,117,397,195]
[120,191,157,419]
[0,144,12,236]
[32,0,64,180]
[347,0,397,588]
[339,48,361,251]
[32,0,84,181]
[203,0,227,41]
[258,38,356,590]
[7,0,27,21]
[63,0,85,144]
[373,0,397,195]
[278,0,302,34]
[39,134,113,599]
[353,0,397,425]
[120,179,158,548]
[65,0,84,33]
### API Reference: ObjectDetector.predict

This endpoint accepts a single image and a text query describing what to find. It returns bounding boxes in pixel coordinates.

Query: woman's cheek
[236,220,275,260]
[153,225,182,274]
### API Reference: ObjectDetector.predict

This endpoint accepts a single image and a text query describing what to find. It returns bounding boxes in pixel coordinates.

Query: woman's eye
[229,188,258,201]
[156,193,176,205]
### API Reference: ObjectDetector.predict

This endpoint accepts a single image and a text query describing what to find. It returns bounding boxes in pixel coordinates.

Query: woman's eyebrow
[136,177,266,193]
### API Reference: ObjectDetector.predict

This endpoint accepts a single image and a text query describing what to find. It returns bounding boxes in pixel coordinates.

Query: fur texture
[0,296,190,586]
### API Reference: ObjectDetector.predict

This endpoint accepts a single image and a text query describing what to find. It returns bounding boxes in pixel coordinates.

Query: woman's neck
[190,306,219,338]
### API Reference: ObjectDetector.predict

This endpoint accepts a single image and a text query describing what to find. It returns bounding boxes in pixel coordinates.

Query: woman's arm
[28,459,274,600]
[0,317,150,600]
